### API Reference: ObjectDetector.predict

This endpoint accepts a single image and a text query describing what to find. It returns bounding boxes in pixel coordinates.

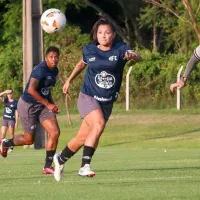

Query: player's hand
[15,122,18,128]
[63,81,70,95]
[124,50,142,61]
[6,89,12,94]
[170,81,185,92]
[46,103,60,113]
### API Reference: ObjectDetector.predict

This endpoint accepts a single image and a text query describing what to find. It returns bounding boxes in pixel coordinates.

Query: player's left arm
[124,50,142,61]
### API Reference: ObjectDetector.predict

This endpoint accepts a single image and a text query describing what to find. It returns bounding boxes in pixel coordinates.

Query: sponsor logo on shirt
[95,71,115,89]
[109,56,117,61]
[89,57,96,62]
[5,107,12,114]
[4,114,11,118]
[41,86,51,96]
[94,95,112,102]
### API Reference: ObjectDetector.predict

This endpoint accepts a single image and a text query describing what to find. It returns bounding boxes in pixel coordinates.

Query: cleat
[8,146,14,153]
[8,149,13,153]
[42,167,54,174]
[78,164,95,177]
[0,139,9,158]
[53,153,64,181]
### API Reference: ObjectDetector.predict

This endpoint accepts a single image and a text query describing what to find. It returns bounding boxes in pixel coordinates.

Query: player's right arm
[0,89,12,98]
[28,78,59,113]
[170,46,200,92]
[63,60,87,94]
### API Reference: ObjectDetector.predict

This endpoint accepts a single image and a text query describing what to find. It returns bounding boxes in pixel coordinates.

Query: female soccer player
[0,46,60,174]
[170,45,200,91]
[0,89,18,152]
[53,18,142,181]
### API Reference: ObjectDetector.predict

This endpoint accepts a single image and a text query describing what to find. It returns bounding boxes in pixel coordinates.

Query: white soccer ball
[40,8,67,34]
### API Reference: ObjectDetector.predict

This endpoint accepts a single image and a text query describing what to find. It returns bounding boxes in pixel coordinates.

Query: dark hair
[45,46,60,55]
[90,18,116,42]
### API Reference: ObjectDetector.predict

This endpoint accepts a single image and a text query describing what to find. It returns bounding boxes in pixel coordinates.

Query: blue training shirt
[2,98,18,121]
[81,42,132,103]
[22,61,58,104]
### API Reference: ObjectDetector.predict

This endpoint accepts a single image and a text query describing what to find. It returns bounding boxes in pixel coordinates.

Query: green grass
[1,110,200,200]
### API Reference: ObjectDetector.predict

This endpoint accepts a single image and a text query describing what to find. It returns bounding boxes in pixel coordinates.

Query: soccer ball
[40,8,67,34]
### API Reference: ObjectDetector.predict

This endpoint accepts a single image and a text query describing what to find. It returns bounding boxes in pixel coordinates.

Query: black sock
[81,146,95,167]
[58,146,75,165]
[44,150,56,168]
[4,138,14,147]
[10,146,14,150]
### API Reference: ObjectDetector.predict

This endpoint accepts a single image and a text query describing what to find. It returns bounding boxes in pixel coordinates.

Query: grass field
[1,109,200,200]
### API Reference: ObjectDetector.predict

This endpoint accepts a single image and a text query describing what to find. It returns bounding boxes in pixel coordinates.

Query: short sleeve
[194,45,200,60]
[14,100,18,109]
[2,96,8,104]
[31,66,45,80]
[119,43,132,59]
[82,46,87,64]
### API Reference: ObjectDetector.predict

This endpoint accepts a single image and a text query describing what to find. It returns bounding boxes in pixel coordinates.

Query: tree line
[0,0,199,109]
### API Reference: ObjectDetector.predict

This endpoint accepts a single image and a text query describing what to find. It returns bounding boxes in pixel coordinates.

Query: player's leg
[77,109,105,177]
[7,120,15,152]
[40,108,60,174]
[53,119,91,181]
[78,101,113,177]
[1,125,8,139]
[0,97,36,157]
[54,93,99,181]
[0,131,34,157]
[53,93,108,181]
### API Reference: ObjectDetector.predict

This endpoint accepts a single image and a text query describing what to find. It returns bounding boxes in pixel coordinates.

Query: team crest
[95,71,115,89]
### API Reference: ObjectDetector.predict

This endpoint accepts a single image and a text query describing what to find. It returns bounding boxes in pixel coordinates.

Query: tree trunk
[153,24,158,52]
[65,95,72,126]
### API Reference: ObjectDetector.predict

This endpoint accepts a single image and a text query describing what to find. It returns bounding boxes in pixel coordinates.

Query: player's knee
[54,128,60,138]
[49,128,60,140]
[24,138,34,145]
[93,120,105,134]
[24,133,34,145]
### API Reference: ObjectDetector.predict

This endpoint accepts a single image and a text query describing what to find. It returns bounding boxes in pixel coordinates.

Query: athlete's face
[45,51,59,69]
[7,92,13,99]
[97,24,116,47]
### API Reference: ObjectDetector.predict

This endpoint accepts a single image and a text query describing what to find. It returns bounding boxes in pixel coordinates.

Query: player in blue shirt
[0,89,18,153]
[0,46,60,175]
[53,18,142,181]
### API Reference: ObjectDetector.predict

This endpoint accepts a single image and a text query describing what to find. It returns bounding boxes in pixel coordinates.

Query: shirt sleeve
[194,45,200,60]
[2,96,8,104]
[183,55,199,78]
[120,43,132,60]
[14,100,18,109]
[82,47,87,64]
[31,66,45,80]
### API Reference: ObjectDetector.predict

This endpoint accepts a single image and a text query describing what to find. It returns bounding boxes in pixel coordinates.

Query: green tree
[144,0,200,44]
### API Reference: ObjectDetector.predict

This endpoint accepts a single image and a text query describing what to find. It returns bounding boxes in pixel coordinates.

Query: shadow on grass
[101,128,200,147]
